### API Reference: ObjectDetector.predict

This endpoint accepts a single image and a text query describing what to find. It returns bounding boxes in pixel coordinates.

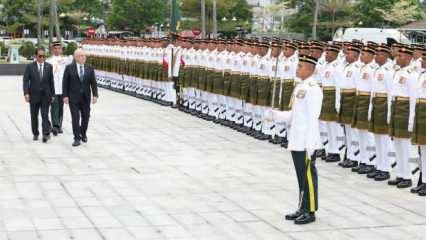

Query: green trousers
[291,151,318,213]
[50,94,64,129]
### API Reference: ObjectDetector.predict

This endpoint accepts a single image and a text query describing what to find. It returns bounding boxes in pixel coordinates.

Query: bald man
[63,48,99,147]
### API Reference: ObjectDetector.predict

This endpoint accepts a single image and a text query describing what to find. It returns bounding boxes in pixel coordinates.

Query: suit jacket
[62,63,98,103]
[23,61,55,103]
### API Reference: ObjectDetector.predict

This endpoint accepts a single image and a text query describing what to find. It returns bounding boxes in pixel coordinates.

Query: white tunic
[273,76,323,155]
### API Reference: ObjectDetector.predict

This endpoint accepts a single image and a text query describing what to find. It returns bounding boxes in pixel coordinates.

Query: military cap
[310,43,325,51]
[399,45,414,55]
[376,44,391,54]
[51,41,62,47]
[347,45,361,53]
[299,54,318,66]
[366,41,378,48]
[326,45,340,53]
[362,46,376,54]
[285,42,297,50]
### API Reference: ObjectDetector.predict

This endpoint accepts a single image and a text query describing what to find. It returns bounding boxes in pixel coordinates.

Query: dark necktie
[79,65,84,83]
[39,64,43,81]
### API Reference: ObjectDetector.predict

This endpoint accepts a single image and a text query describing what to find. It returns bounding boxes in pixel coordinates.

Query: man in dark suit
[23,48,55,143]
[63,48,98,147]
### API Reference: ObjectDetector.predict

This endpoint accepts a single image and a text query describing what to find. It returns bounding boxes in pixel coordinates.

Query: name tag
[377,74,384,81]
[362,73,369,80]
[296,89,306,99]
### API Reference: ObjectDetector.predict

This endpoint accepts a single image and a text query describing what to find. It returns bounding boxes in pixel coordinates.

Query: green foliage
[286,0,423,40]
[64,42,77,56]
[181,0,252,32]
[19,41,36,59]
[0,42,9,57]
[107,0,167,32]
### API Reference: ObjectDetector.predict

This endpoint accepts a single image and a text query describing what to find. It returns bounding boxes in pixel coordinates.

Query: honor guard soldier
[320,44,344,163]
[388,46,417,189]
[273,54,322,224]
[368,44,394,181]
[411,52,426,196]
[310,41,328,159]
[338,44,362,169]
[351,46,377,174]
[273,42,298,148]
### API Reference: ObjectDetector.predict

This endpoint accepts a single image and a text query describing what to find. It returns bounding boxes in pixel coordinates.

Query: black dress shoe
[325,153,341,162]
[388,177,403,186]
[294,212,316,225]
[343,160,358,168]
[316,149,326,160]
[367,170,381,179]
[285,210,303,220]
[72,140,81,147]
[397,179,412,188]
[411,183,425,193]
[418,185,426,196]
[52,127,58,136]
[358,165,375,174]
[352,163,364,172]
[375,171,390,181]
[42,135,50,143]
[33,135,39,141]
[82,136,88,143]
[338,158,351,167]
[281,138,289,148]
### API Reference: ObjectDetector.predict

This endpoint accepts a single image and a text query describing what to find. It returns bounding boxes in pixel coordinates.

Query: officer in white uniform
[273,54,323,225]
[46,41,73,135]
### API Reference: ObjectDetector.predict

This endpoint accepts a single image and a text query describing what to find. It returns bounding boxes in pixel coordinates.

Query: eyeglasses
[37,55,46,58]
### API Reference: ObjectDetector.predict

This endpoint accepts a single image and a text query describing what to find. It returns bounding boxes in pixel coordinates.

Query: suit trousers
[30,92,51,136]
[69,96,91,141]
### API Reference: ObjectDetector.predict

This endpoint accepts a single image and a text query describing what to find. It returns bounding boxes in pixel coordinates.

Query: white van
[333,28,411,44]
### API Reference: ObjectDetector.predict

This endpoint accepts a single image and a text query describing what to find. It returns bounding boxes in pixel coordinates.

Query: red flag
[180,57,185,68]
[162,57,168,70]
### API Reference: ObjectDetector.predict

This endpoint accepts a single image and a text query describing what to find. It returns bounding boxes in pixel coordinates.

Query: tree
[181,0,252,34]
[107,0,167,32]
[376,0,423,26]
[320,0,353,38]
[312,0,319,40]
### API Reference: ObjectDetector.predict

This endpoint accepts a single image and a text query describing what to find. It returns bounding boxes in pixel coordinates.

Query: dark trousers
[51,94,64,129]
[30,94,51,137]
[69,97,90,141]
[291,151,318,213]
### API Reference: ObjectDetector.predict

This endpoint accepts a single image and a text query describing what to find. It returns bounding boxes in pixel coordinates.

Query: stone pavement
[0,75,425,240]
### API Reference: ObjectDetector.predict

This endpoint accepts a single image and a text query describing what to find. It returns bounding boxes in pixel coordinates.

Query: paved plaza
[0,76,425,240]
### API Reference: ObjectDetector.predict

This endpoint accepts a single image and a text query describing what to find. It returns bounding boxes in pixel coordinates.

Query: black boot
[294,212,316,225]
[285,209,303,221]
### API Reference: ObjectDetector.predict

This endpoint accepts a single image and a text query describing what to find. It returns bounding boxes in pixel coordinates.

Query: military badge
[296,89,306,98]
[399,76,407,84]
[362,73,369,80]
